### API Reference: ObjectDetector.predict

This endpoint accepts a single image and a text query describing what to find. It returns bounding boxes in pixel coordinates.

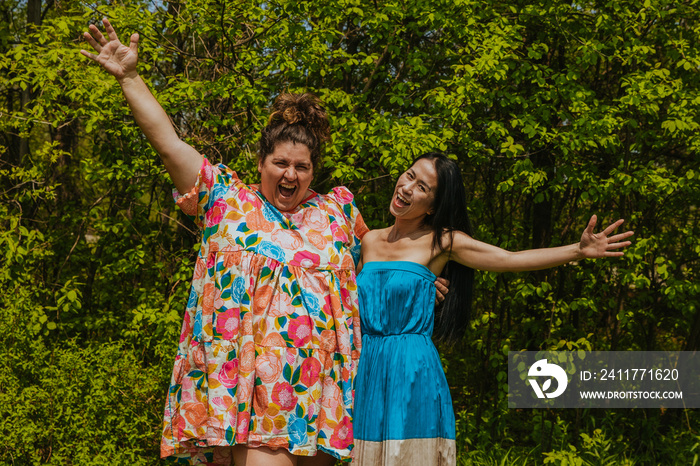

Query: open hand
[80,18,139,80]
[579,215,634,259]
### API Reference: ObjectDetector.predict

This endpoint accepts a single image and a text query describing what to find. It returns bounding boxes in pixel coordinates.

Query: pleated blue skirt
[353,261,456,465]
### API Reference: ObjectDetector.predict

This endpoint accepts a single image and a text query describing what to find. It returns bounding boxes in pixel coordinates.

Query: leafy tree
[1,0,698,464]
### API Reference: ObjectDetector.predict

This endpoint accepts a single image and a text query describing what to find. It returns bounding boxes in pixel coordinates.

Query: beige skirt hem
[352,437,456,466]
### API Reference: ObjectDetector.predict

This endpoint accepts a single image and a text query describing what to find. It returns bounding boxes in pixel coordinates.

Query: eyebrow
[271,157,309,167]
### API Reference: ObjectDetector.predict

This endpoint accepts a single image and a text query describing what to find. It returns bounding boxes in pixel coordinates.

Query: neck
[387,217,430,242]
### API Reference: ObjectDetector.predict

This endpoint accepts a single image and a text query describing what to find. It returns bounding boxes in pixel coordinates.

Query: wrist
[117,71,141,85]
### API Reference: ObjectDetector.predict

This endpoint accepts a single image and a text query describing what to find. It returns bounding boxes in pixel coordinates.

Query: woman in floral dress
[82,19,367,466]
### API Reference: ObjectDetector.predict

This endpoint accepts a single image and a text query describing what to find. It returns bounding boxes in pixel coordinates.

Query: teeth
[280,184,296,189]
[397,193,410,204]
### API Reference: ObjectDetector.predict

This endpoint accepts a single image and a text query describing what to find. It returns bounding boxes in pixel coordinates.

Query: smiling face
[390,157,438,221]
[257,141,314,212]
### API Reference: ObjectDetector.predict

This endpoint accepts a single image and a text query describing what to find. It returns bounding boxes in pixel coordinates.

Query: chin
[275,199,297,212]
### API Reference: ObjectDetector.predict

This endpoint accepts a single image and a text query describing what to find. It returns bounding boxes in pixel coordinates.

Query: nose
[284,166,297,181]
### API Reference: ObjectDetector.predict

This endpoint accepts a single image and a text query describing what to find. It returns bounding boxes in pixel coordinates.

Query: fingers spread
[82,31,102,52]
[129,33,140,53]
[602,219,625,236]
[607,240,632,250]
[585,214,598,233]
[79,49,98,61]
[103,18,119,42]
[607,231,634,243]
[89,23,107,46]
[604,251,625,258]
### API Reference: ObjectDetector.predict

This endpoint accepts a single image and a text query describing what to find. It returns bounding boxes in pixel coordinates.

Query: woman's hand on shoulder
[434,277,450,305]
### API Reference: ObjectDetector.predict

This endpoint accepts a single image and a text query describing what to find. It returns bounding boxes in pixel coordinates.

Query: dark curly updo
[259,93,331,170]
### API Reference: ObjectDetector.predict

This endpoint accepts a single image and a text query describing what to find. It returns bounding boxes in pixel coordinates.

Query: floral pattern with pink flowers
[161,157,368,464]
[300,357,322,387]
[272,382,299,411]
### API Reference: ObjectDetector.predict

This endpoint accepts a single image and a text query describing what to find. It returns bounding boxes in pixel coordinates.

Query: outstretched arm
[81,18,202,193]
[447,215,634,273]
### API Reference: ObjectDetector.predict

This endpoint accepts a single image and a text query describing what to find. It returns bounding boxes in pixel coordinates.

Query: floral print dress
[160,157,368,463]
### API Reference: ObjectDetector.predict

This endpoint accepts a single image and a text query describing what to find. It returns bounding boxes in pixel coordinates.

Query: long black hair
[413,152,475,342]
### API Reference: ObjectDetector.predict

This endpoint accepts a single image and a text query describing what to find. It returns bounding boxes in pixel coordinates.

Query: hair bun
[269,93,329,142]
[282,107,303,125]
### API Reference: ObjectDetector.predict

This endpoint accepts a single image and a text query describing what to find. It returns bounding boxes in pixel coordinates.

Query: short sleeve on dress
[173,157,241,229]
[328,186,369,265]
[163,173,368,461]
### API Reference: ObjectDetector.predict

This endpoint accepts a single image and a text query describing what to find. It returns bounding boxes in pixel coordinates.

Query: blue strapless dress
[353,261,456,465]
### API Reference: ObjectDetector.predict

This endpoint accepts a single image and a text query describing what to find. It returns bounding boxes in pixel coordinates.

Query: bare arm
[81,18,202,193]
[447,215,634,272]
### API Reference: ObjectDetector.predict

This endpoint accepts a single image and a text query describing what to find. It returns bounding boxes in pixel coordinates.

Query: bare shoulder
[363,228,381,239]
[362,227,389,243]
[360,227,389,259]
[438,228,474,250]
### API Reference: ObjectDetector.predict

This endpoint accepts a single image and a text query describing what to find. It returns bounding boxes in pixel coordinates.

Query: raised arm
[447,215,634,273]
[80,18,202,193]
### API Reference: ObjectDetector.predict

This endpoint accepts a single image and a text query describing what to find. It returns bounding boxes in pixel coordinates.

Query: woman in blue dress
[352,152,634,465]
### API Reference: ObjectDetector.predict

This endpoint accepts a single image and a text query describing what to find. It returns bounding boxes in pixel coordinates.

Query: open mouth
[279,183,297,198]
[394,192,411,207]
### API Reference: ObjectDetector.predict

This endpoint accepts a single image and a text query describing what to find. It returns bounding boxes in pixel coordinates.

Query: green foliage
[0,340,166,464]
[2,0,699,464]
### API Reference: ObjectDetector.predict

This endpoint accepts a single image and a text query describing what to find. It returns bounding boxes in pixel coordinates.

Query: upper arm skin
[118,75,203,193]
[161,140,203,194]
[446,232,514,272]
[445,231,580,273]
